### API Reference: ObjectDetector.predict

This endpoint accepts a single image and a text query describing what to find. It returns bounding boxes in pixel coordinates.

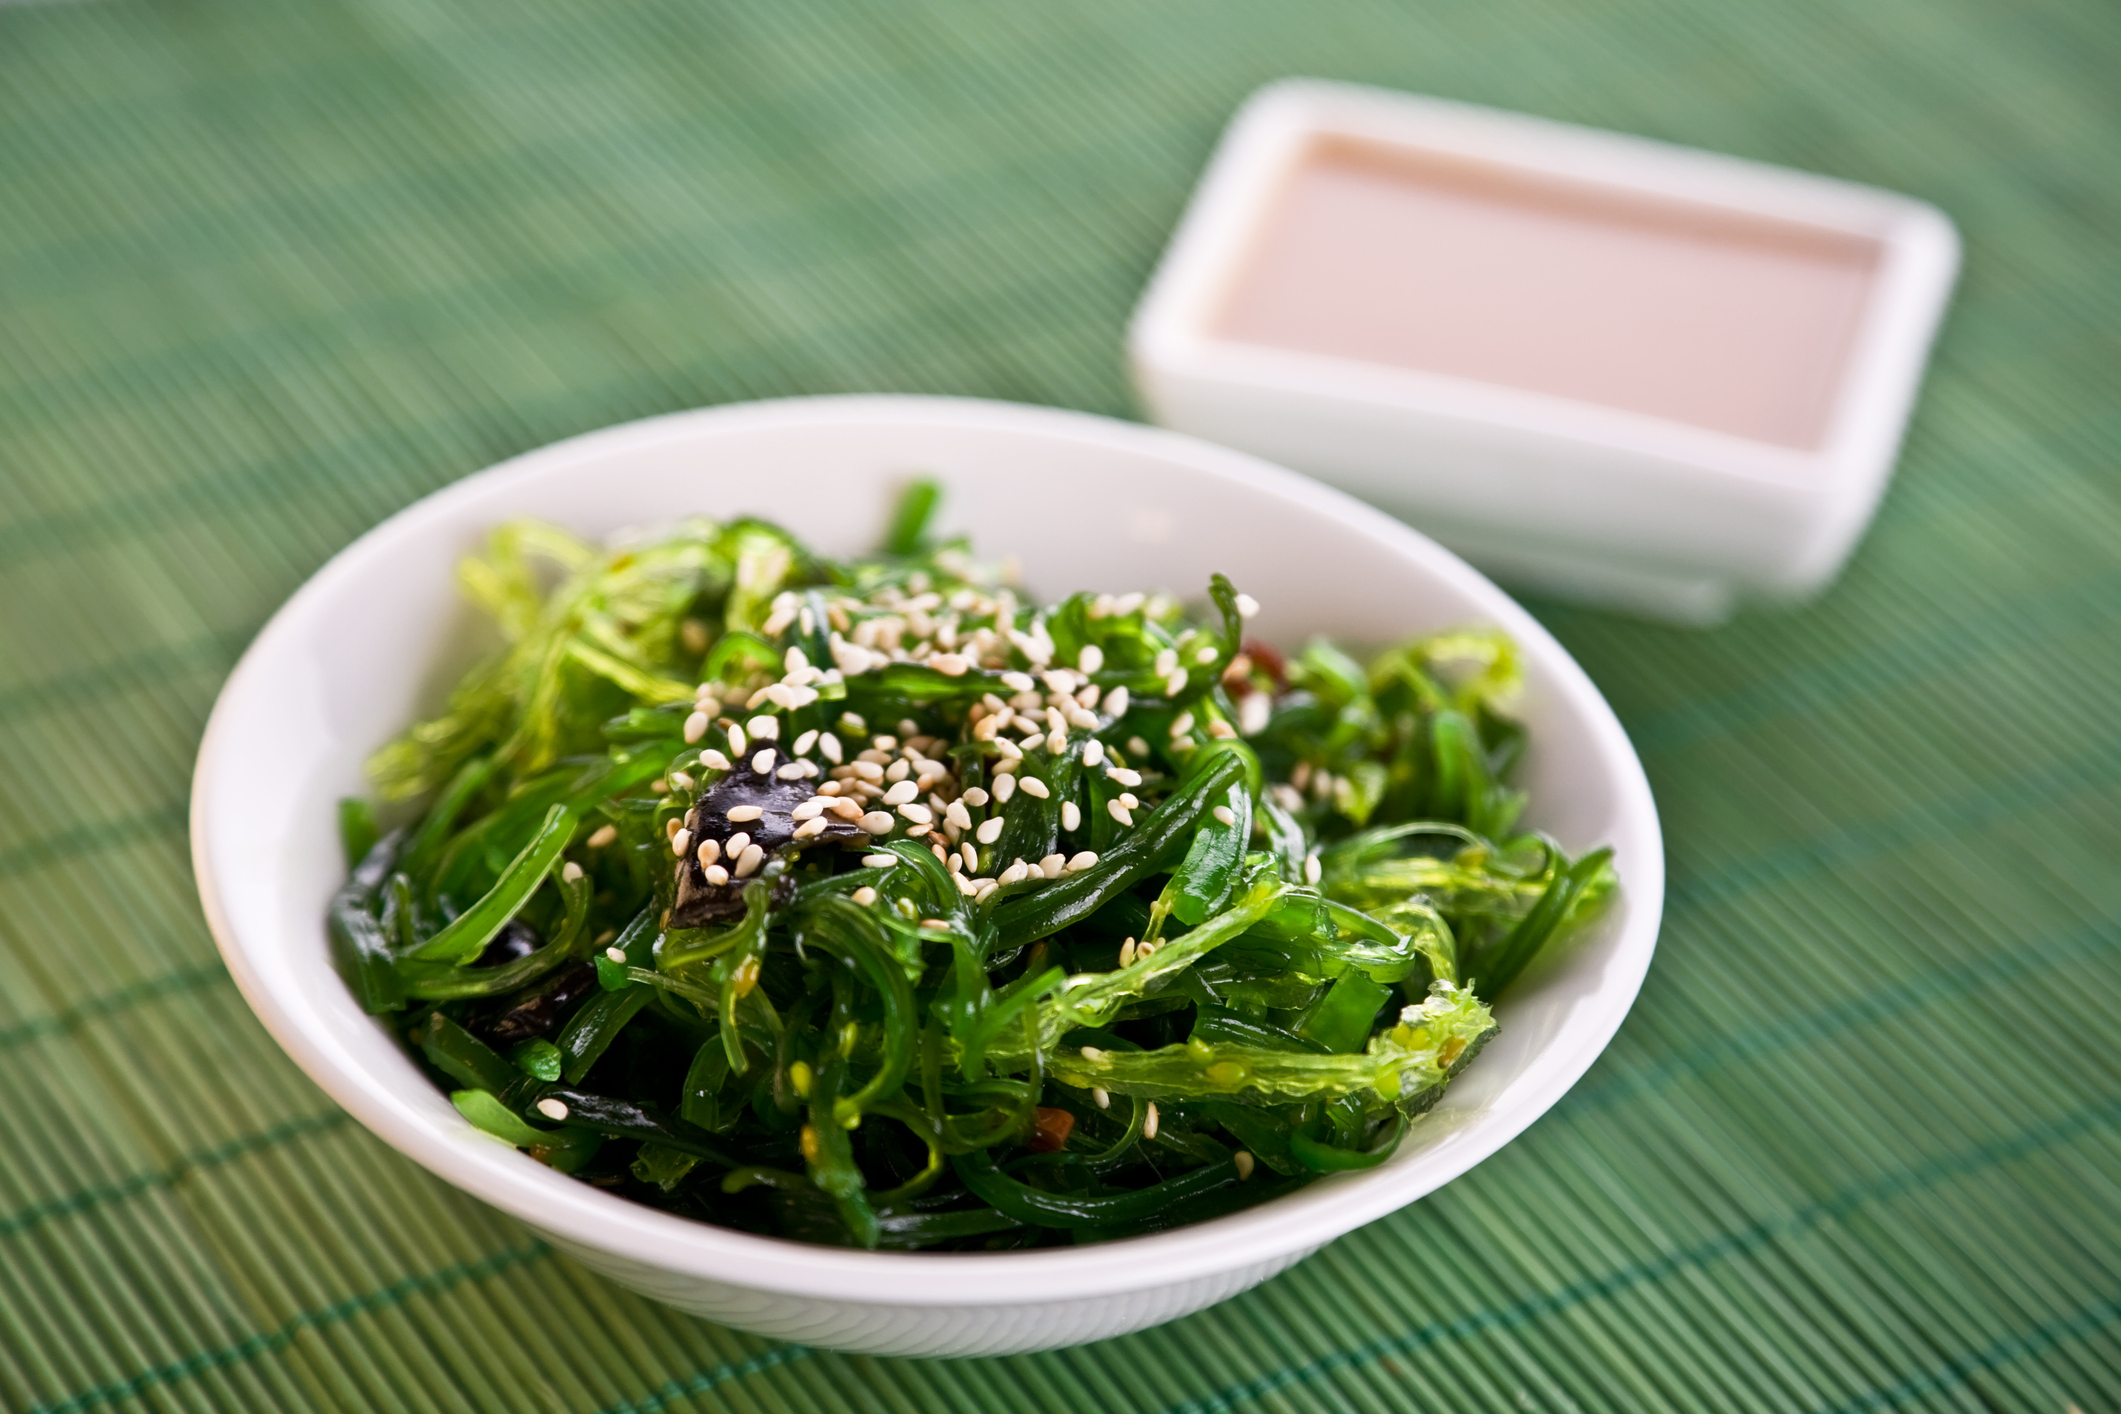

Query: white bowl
[191,395,1662,1358]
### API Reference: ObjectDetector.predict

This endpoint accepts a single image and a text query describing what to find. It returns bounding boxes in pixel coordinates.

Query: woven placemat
[1,0,2116,1409]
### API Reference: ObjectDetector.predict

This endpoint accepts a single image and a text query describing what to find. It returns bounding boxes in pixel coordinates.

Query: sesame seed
[1127,736,1150,756]
[747,715,781,741]
[1154,649,1177,677]
[669,772,695,792]
[962,786,990,806]
[1236,593,1260,618]
[860,811,896,834]
[960,843,979,872]
[561,861,584,884]
[794,817,829,839]
[693,691,722,715]
[1079,1046,1107,1062]
[1083,740,1105,768]
[1119,792,1139,809]
[830,797,866,820]
[945,800,973,830]
[1143,1102,1160,1140]
[1305,853,1323,884]
[536,1098,570,1122]
[1000,671,1035,692]
[1020,777,1051,800]
[999,860,1028,885]
[919,918,951,931]
[1171,711,1195,738]
[1120,938,1136,967]
[776,762,808,780]
[699,749,732,772]
[931,652,970,676]
[587,824,617,849]
[726,830,752,855]
[1196,646,1219,665]
[840,712,868,733]
[1136,939,1158,959]
[698,837,721,864]
[704,864,729,885]
[791,799,826,820]
[606,946,627,964]
[1207,720,1237,739]
[1214,805,1236,827]
[1067,851,1098,872]
[885,757,911,782]
[665,816,684,840]
[862,854,896,868]
[852,886,878,905]
[726,724,747,756]
[1108,800,1133,826]
[882,780,918,806]
[1092,1088,1111,1109]
[649,779,668,794]
[1040,853,1066,878]
[1105,686,1130,717]
[683,711,709,743]
[745,748,770,775]
[851,760,885,782]
[975,816,1005,845]
[1108,766,1143,787]
[1234,1151,1256,1179]
[765,683,795,710]
[1078,644,1104,674]
[793,729,818,756]
[897,802,934,825]
[994,774,1017,804]
[974,880,998,903]
[819,733,843,763]
[671,829,692,857]
[1165,669,1189,696]
[734,843,765,877]
[785,645,809,673]
[1061,801,1081,831]
[725,805,764,822]
[1048,726,1068,752]
[1020,732,1045,753]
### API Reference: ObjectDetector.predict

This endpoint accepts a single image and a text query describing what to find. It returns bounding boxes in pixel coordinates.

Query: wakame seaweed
[332,487,1615,1250]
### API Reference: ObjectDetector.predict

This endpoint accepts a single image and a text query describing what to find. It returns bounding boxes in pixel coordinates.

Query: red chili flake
[1026,1107,1075,1153]
[1241,637,1289,692]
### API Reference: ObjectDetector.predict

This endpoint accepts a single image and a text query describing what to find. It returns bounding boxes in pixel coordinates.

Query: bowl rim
[191,393,1662,1307]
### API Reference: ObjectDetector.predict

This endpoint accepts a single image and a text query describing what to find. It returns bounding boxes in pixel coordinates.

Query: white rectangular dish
[1129,81,1961,622]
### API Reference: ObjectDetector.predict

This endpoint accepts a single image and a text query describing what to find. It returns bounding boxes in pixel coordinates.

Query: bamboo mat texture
[1,0,2117,1410]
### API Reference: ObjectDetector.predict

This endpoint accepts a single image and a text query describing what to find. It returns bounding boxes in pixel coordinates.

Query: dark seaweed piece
[670,746,866,926]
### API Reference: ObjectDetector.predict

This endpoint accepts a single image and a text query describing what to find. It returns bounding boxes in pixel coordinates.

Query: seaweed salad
[330,485,1615,1250]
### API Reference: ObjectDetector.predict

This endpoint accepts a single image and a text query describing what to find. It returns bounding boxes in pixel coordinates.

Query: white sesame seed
[885,757,911,782]
[962,786,990,807]
[1079,1045,1106,1062]
[670,771,695,792]
[734,843,765,877]
[820,733,843,764]
[1061,801,1081,831]
[1104,686,1130,717]
[1234,1151,1255,1179]
[793,729,818,756]
[1127,736,1150,757]
[725,805,764,823]
[537,1098,570,1122]
[747,715,780,741]
[1236,593,1260,618]
[1067,707,1098,730]
[560,861,584,884]
[1019,732,1045,753]
[587,824,618,849]
[1039,853,1066,878]
[1196,646,1219,665]
[1067,851,1098,872]
[726,724,747,756]
[1083,740,1105,769]
[863,854,896,868]
[1078,644,1104,674]
[785,645,809,674]
[882,780,918,806]
[1119,792,1139,809]
[704,864,730,886]
[683,710,709,743]
[1108,767,1143,788]
[960,843,979,872]
[1305,853,1323,884]
[1048,726,1068,753]
[697,837,721,864]
[606,945,627,964]
[666,816,685,840]
[776,762,808,780]
[975,816,1005,845]
[945,800,973,830]
[1165,669,1189,696]
[1120,938,1136,967]
[1000,672,1035,692]
[859,811,896,834]
[1019,777,1051,800]
[897,802,933,825]
[930,652,970,676]
[765,683,796,710]
[852,886,878,905]
[693,691,721,715]
[1170,711,1195,738]
[993,774,1017,804]
[851,760,885,782]
[671,829,693,857]
[1207,719,1236,739]
[999,861,1028,885]
[1136,939,1158,959]
[725,831,751,855]
[1213,805,1236,827]
[794,817,829,839]
[743,748,768,775]
[1108,800,1133,826]
[974,880,998,903]
[1154,649,1177,677]
[791,799,826,821]
[1144,1102,1160,1140]
[994,736,1022,760]
[1092,1088,1110,1109]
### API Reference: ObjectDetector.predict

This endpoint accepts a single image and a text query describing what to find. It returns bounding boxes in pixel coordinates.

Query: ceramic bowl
[192,395,1662,1357]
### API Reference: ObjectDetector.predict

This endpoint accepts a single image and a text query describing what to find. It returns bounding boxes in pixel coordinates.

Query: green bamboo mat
[0,0,2116,1409]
